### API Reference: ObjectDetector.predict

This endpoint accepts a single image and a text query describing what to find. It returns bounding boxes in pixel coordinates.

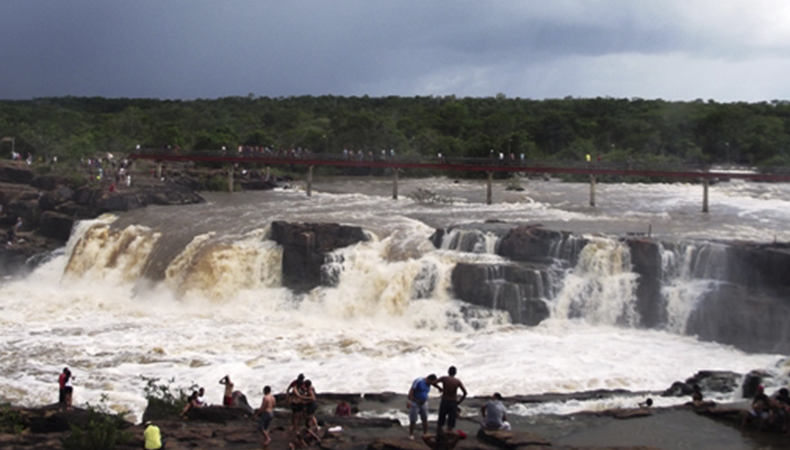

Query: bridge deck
[128,150,790,182]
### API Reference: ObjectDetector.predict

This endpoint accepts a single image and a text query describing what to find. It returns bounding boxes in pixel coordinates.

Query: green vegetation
[0,96,788,168]
[140,375,196,421]
[0,405,25,434]
[60,395,131,450]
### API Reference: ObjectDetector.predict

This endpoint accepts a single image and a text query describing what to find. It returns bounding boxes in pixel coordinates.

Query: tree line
[1,95,789,167]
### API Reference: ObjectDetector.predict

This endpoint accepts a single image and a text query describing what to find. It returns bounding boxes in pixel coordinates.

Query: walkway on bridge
[128,148,790,213]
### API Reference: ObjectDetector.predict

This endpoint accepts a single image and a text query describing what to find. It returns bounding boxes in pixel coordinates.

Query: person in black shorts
[254,386,275,446]
[286,374,305,430]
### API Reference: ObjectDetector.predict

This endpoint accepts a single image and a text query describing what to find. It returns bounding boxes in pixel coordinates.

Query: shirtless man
[254,386,276,447]
[434,366,467,433]
[220,375,234,407]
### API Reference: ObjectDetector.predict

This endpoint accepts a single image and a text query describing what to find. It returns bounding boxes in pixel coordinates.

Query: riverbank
[1,394,784,450]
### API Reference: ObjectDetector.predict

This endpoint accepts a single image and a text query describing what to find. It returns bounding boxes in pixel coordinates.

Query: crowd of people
[742,385,790,432]
[58,365,790,449]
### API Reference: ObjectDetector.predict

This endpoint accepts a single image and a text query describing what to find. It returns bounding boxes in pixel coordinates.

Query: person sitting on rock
[180,391,200,419]
[143,421,163,450]
[481,393,510,431]
[195,387,207,407]
[742,385,771,431]
[769,387,790,432]
[334,400,351,417]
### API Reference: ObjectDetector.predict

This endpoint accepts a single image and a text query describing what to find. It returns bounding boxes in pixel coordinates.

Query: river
[0,176,788,441]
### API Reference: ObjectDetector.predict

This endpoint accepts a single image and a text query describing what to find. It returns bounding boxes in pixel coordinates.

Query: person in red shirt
[58,368,68,408]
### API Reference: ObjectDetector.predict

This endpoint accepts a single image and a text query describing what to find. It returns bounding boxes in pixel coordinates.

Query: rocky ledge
[0,161,204,277]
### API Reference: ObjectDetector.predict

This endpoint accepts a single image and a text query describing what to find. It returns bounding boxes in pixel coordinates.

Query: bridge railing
[128,148,790,177]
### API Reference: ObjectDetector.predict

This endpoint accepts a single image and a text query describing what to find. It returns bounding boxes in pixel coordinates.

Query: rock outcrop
[269,221,369,292]
[0,161,205,277]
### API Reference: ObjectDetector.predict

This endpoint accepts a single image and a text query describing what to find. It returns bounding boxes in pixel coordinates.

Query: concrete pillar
[228,167,234,193]
[486,171,493,205]
[307,165,313,197]
[156,162,163,180]
[392,168,399,200]
[589,174,596,207]
[702,178,709,213]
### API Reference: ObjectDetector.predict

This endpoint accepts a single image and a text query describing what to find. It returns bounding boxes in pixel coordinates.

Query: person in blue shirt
[407,373,440,439]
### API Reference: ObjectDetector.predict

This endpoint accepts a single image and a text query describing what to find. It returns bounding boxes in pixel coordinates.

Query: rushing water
[1,176,789,423]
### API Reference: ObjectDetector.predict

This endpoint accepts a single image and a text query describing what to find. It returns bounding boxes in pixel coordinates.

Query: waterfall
[551,237,639,327]
[440,229,499,254]
[660,241,727,333]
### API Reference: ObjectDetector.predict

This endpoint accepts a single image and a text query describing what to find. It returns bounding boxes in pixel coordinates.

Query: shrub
[60,397,130,450]
[141,376,196,421]
[0,405,25,434]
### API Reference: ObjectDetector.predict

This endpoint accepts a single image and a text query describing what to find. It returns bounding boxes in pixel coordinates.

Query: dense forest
[1,95,789,167]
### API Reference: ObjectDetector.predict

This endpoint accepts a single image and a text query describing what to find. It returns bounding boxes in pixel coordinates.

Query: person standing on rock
[220,375,234,407]
[481,393,510,431]
[254,385,275,447]
[407,373,439,439]
[58,367,69,409]
[63,368,75,410]
[286,373,306,430]
[435,366,467,434]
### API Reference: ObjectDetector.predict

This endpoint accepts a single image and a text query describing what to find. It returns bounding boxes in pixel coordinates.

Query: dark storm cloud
[0,1,787,100]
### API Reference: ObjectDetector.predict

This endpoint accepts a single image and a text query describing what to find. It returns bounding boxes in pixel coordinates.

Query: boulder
[497,225,585,266]
[99,192,146,212]
[0,162,34,184]
[685,283,790,354]
[38,186,74,211]
[475,428,550,448]
[182,405,250,423]
[30,175,69,191]
[269,221,368,292]
[451,262,550,326]
[626,238,665,328]
[38,211,74,241]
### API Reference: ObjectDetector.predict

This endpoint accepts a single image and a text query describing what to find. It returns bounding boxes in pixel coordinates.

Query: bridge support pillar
[392,169,398,200]
[156,162,163,180]
[589,174,596,207]
[307,165,313,197]
[228,167,234,193]
[702,178,709,213]
[486,171,493,205]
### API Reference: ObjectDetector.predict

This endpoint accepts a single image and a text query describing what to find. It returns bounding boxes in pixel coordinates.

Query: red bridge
[128,149,790,212]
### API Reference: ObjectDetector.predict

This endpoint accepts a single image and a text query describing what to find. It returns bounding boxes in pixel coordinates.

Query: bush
[0,405,25,434]
[202,174,229,192]
[60,398,130,450]
[141,376,196,421]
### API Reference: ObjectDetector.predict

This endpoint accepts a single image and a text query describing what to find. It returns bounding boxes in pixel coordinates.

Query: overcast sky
[2,0,790,101]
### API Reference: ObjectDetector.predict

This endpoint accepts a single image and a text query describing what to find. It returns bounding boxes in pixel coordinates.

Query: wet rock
[30,175,69,191]
[0,162,34,184]
[687,370,740,394]
[497,225,585,265]
[98,192,146,212]
[371,437,438,450]
[451,262,551,326]
[38,186,74,211]
[685,283,790,354]
[626,238,665,328]
[183,405,250,423]
[38,211,74,241]
[475,428,550,447]
[270,221,368,292]
[742,371,768,399]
